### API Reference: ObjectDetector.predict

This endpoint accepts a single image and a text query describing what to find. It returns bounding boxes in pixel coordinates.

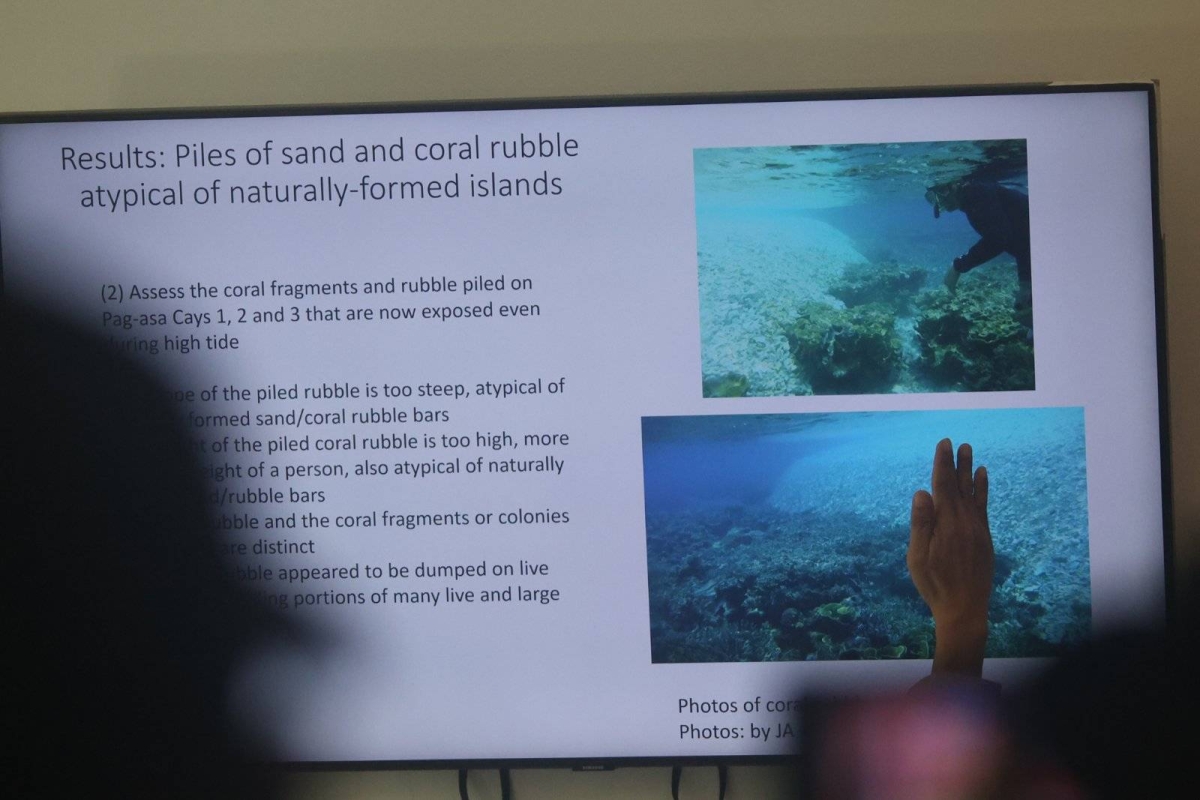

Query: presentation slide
[0,89,1165,762]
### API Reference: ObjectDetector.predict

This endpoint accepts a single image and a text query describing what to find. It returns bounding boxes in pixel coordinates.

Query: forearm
[931,617,989,677]
[956,238,1004,273]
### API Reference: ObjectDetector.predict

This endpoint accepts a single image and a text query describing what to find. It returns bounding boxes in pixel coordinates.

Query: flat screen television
[0,83,1170,768]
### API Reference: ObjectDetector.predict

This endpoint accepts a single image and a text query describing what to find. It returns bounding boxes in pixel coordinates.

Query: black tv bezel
[0,82,1171,772]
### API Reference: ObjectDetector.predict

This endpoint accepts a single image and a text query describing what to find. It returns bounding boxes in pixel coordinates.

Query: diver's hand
[944,263,961,295]
[907,439,994,677]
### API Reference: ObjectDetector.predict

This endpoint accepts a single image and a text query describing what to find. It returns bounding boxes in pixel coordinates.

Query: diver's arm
[954,237,1005,274]
[944,265,961,294]
[961,182,1017,246]
[956,182,1019,274]
[944,238,1002,294]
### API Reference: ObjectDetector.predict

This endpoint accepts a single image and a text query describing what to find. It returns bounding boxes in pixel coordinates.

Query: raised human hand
[907,438,994,677]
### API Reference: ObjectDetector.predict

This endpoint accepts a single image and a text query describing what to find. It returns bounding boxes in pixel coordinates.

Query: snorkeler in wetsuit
[926,180,1032,329]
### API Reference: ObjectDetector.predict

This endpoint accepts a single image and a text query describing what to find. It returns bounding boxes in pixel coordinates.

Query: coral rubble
[914,268,1034,391]
[829,260,928,311]
[702,372,751,398]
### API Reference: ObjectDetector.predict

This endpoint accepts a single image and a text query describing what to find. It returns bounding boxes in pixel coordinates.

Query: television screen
[0,84,1168,766]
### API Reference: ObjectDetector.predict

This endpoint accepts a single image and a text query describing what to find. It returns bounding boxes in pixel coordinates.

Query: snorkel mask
[925,186,942,219]
[926,182,963,218]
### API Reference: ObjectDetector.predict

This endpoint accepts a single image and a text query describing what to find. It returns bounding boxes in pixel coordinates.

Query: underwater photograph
[696,140,1033,397]
[643,407,1090,663]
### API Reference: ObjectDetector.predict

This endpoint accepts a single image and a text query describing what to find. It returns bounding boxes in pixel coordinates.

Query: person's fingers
[909,489,934,560]
[974,465,989,519]
[957,442,973,498]
[932,438,957,502]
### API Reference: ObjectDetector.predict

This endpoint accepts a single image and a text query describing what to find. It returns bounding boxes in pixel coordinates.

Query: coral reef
[829,261,928,311]
[702,372,751,398]
[914,268,1034,391]
[646,476,1088,664]
[647,504,948,663]
[785,302,901,394]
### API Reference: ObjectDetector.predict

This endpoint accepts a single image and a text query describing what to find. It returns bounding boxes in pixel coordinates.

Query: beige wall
[4,3,1196,797]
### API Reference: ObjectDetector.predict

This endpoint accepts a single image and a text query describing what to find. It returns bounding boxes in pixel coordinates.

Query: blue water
[694,140,1030,396]
[643,407,1090,663]
[642,413,847,514]
[694,140,1026,275]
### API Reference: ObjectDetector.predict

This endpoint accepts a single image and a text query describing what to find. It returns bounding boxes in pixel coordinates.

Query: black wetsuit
[952,181,1031,285]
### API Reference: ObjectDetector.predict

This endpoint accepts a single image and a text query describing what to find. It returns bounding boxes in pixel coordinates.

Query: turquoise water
[695,140,1031,396]
[643,407,1090,663]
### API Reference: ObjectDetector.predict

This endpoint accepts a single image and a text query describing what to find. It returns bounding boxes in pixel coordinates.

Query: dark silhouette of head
[5,302,286,798]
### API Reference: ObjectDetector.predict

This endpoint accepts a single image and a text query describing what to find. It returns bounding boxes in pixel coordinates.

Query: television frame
[0,81,1172,771]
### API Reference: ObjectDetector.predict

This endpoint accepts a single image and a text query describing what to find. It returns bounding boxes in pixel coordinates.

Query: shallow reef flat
[700,236,1035,396]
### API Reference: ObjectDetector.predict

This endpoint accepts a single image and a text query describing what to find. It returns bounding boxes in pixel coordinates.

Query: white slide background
[0,90,1163,762]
